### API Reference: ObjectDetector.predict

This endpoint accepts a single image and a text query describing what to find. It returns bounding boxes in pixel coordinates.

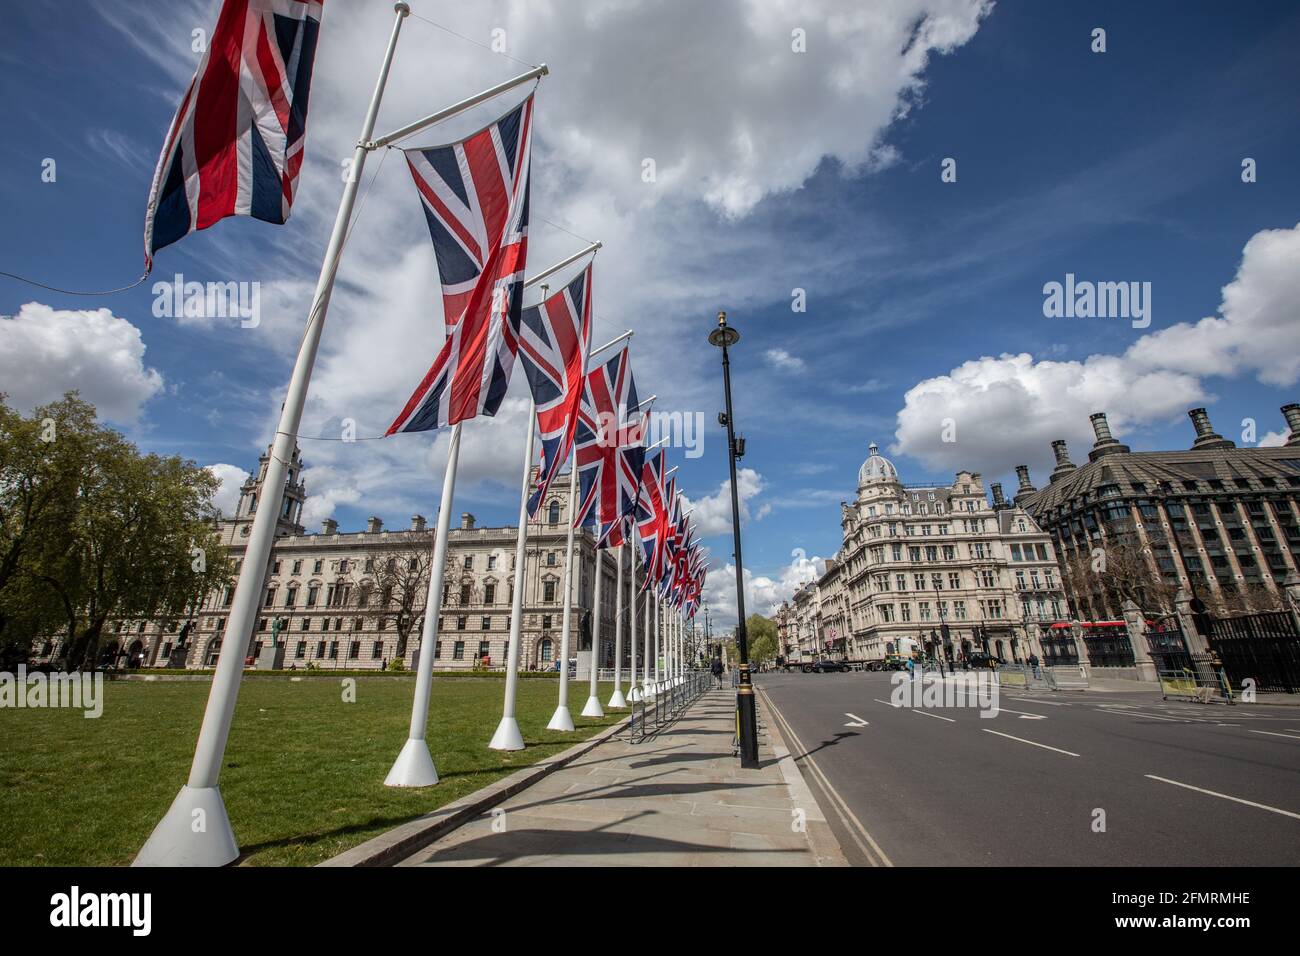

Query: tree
[745,613,778,664]
[345,532,435,659]
[0,393,234,669]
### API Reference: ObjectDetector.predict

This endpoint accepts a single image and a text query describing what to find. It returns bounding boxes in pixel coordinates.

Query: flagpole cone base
[489,717,526,751]
[132,785,237,867]
[581,696,604,718]
[608,689,628,709]
[384,737,439,787]
[547,705,575,732]
[627,686,642,702]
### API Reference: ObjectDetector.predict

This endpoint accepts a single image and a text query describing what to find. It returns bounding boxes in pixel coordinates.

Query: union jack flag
[144,0,323,272]
[387,96,533,434]
[519,266,592,517]
[636,450,670,588]
[682,546,707,619]
[574,347,645,547]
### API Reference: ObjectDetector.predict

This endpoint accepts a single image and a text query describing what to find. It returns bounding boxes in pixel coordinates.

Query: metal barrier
[1044,664,1089,690]
[624,671,711,743]
[1158,655,1235,704]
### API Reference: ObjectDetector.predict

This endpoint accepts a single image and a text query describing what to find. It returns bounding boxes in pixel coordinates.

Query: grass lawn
[0,675,622,867]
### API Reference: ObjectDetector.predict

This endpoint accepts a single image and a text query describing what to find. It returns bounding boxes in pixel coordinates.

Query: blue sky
[2,1,1299,625]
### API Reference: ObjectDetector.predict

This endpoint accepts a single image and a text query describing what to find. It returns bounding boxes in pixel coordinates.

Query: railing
[625,670,711,743]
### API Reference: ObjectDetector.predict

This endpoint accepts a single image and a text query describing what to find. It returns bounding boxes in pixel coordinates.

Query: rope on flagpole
[0,270,148,296]
[405,10,540,70]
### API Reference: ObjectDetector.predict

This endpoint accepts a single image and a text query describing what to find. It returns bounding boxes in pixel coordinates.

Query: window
[339,559,348,573]
[895,574,907,591]
[478,640,490,660]
[295,641,306,659]
[543,580,557,602]
[1010,544,1023,561]
[948,572,960,589]
[460,583,471,605]
[547,552,557,566]
[456,616,467,631]
[292,560,302,574]
[272,560,281,574]
[265,588,276,606]
[481,616,492,630]
[285,587,297,608]
[487,555,497,570]
[348,641,360,659]
[548,500,561,525]
[540,637,554,663]
[542,615,553,630]
[463,555,473,570]
[315,641,326,659]
[313,560,323,574]
[453,641,465,660]
[919,601,932,621]
[900,603,912,622]
[484,583,496,604]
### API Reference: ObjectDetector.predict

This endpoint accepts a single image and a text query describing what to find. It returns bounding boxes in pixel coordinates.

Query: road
[755,670,1300,866]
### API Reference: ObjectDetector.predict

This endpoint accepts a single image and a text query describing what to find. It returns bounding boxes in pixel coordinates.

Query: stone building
[838,443,1066,664]
[87,444,644,672]
[1016,405,1300,621]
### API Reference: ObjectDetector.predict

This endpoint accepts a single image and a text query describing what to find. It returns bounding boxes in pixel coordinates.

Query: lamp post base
[132,785,238,867]
[737,688,760,769]
[384,737,439,787]
[608,688,628,708]
[581,696,604,718]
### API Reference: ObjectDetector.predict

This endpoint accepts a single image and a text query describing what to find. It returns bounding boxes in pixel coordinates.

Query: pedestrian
[1029,653,1040,678]
[906,657,915,681]
[710,656,723,689]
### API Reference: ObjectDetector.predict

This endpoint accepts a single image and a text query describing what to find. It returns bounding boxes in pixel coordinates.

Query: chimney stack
[1282,403,1300,447]
[366,516,383,534]
[1187,407,1234,450]
[1087,411,1131,460]
[461,512,476,530]
[1049,440,1076,483]
[321,518,338,535]
[1012,465,1037,506]
[411,515,427,532]
[990,482,1008,510]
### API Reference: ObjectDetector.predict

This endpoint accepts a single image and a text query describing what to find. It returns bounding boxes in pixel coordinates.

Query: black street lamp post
[709,310,760,768]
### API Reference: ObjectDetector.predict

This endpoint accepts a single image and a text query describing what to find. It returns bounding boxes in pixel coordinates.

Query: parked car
[965,652,1002,669]
[804,658,850,673]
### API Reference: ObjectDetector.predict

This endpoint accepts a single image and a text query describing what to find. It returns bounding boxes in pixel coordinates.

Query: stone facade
[1017,406,1300,620]
[837,443,1066,664]
[82,444,645,672]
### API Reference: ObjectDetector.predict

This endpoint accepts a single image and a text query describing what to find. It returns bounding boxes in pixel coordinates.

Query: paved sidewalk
[395,688,846,867]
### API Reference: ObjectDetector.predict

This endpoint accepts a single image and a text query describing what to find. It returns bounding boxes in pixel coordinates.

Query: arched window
[540,637,554,663]
[548,500,561,525]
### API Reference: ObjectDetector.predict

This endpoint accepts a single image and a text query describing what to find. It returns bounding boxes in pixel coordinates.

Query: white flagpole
[653,593,661,695]
[608,540,627,708]
[387,421,462,782]
[134,1,413,867]
[627,550,641,702]
[581,547,605,717]
[547,460,581,731]
[490,397,537,750]
[643,581,652,698]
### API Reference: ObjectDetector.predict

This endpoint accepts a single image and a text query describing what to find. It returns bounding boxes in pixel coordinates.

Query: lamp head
[708,310,739,347]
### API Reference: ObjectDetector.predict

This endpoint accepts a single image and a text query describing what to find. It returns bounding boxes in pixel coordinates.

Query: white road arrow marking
[844,713,869,727]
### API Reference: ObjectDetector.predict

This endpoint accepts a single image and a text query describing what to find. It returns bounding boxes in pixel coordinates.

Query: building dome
[857,442,899,487]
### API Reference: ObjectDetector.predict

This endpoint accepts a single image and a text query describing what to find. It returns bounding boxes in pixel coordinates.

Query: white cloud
[0,302,164,423]
[682,467,765,537]
[893,222,1300,478]
[763,348,807,373]
[1258,430,1288,448]
[703,547,825,627]
[206,464,249,518]
[101,0,992,522]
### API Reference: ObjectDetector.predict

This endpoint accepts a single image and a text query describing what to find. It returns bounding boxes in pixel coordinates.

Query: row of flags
[139,0,708,618]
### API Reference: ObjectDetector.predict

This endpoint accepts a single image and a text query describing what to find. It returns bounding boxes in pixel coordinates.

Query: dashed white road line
[1009,697,1067,706]
[981,729,1080,756]
[912,710,955,722]
[1093,707,1188,723]
[872,698,901,708]
[1144,775,1300,821]
[1248,729,1300,741]
[989,706,1047,719]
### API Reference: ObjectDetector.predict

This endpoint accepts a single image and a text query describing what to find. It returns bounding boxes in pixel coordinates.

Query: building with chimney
[78,444,642,673]
[1016,404,1300,620]
[837,443,1066,665]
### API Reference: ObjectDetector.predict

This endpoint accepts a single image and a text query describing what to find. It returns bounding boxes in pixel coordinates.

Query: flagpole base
[489,716,526,751]
[627,685,642,702]
[132,785,238,867]
[608,688,628,709]
[547,705,575,732]
[384,737,439,788]
[581,696,604,718]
